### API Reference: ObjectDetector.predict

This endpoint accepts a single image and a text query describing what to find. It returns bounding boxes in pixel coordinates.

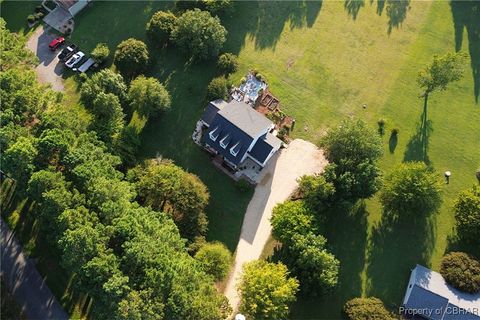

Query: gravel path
[1,218,69,320]
[223,139,328,315]
[26,25,65,91]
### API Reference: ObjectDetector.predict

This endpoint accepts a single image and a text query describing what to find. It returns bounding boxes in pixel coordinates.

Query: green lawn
[222,1,479,318]
[0,0,39,33]
[3,1,479,319]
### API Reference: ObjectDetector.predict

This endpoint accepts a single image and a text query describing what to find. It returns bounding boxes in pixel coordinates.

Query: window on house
[209,126,219,141]
[230,142,240,156]
[220,134,230,148]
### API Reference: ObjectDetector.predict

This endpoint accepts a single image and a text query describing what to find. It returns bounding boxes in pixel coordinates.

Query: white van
[73,58,96,73]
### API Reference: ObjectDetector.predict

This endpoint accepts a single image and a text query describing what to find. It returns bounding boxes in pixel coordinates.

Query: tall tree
[194,242,232,281]
[171,9,227,60]
[417,52,467,115]
[239,260,299,320]
[320,119,383,200]
[146,11,177,46]
[114,38,149,79]
[380,162,442,215]
[89,92,125,146]
[271,200,317,245]
[80,69,127,108]
[128,159,209,240]
[285,233,339,294]
[2,136,38,190]
[128,76,171,118]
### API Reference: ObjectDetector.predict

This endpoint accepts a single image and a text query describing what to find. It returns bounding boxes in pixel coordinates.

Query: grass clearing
[224,1,479,318]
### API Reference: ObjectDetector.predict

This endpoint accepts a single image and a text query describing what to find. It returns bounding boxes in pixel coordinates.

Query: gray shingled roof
[217,100,273,138]
[201,100,228,127]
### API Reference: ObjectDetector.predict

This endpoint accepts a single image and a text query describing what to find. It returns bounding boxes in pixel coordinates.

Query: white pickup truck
[73,58,96,73]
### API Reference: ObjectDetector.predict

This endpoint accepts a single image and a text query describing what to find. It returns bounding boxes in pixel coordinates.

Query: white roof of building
[412,264,480,312]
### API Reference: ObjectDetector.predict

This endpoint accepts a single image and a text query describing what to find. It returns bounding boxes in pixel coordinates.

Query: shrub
[146,11,177,45]
[27,14,36,24]
[454,185,480,246]
[344,297,396,320]
[35,5,44,13]
[114,38,149,78]
[34,12,44,20]
[91,43,110,64]
[391,128,399,136]
[194,242,232,281]
[171,9,227,60]
[440,252,480,294]
[206,76,228,101]
[476,168,480,182]
[217,53,238,75]
[235,179,252,192]
[377,119,385,135]
[255,73,265,82]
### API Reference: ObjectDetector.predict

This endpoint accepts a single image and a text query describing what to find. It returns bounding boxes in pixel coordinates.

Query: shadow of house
[290,201,369,319]
[366,210,436,308]
[403,103,433,165]
[222,1,323,53]
[344,0,365,20]
[451,1,480,103]
[386,0,411,34]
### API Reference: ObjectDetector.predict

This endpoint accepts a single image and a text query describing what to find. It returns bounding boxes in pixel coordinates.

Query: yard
[2,1,479,319]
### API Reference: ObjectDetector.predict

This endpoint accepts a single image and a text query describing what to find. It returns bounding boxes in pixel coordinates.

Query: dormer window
[230,142,241,156]
[219,134,230,149]
[209,126,220,141]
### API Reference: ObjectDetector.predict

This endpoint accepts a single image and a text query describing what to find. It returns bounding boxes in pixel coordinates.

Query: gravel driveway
[223,139,328,314]
[26,25,65,91]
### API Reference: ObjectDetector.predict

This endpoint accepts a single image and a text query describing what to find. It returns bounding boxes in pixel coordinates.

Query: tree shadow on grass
[385,0,411,35]
[290,201,368,319]
[366,210,436,309]
[403,101,433,165]
[389,132,398,154]
[451,0,480,103]
[223,1,323,52]
[445,234,479,258]
[344,0,365,20]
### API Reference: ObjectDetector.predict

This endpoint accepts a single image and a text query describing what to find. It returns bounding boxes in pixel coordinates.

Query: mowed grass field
[222,1,479,318]
[2,1,479,319]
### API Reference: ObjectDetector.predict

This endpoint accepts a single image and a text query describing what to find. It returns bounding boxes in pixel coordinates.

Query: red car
[49,37,65,51]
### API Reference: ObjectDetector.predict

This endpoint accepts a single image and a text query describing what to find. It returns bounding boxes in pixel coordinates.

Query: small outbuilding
[402,264,480,320]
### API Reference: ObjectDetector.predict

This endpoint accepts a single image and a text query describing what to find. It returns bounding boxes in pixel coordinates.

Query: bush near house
[440,252,480,294]
[206,76,229,101]
[217,52,238,75]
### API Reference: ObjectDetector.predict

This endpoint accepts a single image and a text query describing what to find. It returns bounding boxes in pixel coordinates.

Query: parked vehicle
[49,37,65,51]
[65,51,85,68]
[58,44,78,61]
[73,58,96,73]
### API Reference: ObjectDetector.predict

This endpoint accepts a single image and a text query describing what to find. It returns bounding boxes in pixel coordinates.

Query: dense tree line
[1,20,230,319]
